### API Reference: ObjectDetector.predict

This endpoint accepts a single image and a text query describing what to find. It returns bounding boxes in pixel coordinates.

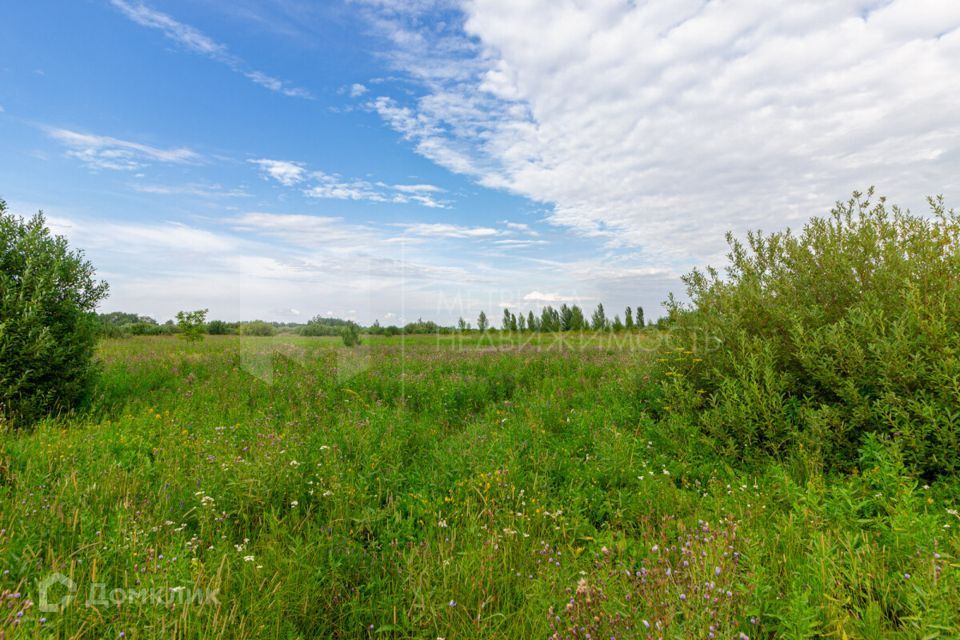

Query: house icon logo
[37,572,77,613]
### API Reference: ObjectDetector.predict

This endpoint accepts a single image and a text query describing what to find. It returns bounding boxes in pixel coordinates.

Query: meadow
[2,331,958,639]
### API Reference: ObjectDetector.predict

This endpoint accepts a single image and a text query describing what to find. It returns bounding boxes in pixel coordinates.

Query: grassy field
[2,333,959,639]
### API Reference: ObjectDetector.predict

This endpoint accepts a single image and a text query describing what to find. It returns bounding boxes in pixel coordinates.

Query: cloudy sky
[2,0,958,324]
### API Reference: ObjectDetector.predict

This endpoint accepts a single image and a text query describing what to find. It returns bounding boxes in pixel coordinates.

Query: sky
[1,0,958,325]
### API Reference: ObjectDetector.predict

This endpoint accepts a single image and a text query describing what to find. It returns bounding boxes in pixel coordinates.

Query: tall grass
[1,333,957,638]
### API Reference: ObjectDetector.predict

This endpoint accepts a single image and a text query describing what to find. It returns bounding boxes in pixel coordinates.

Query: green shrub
[206,319,230,335]
[0,200,109,425]
[341,322,362,347]
[124,321,164,336]
[238,320,276,336]
[660,190,960,477]
[301,315,351,336]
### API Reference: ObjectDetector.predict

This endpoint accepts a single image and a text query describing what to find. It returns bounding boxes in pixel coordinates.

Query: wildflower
[449,600,457,607]
[244,555,255,562]
[438,519,448,528]
[679,593,686,601]
[715,566,721,576]
[290,500,299,507]
[289,460,300,467]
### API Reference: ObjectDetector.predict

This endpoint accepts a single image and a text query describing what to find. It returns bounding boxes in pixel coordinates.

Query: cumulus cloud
[47,128,198,171]
[110,0,312,98]
[363,0,960,266]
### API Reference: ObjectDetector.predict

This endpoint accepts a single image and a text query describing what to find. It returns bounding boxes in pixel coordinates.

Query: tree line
[96,304,651,339]
[469,303,645,333]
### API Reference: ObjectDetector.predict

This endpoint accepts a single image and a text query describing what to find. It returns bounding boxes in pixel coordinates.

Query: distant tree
[502,308,512,331]
[625,306,634,330]
[510,312,518,332]
[559,304,573,331]
[477,311,488,332]
[341,321,362,347]
[176,309,208,341]
[206,319,229,335]
[517,313,526,332]
[457,317,467,332]
[1,200,109,426]
[570,304,586,331]
[591,303,607,331]
[540,306,554,332]
[612,314,624,332]
[527,310,537,332]
[636,306,644,328]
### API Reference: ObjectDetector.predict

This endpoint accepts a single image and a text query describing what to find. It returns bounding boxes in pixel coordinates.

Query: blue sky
[2,1,958,324]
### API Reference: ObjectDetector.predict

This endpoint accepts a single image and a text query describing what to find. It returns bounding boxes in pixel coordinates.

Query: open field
[2,334,959,639]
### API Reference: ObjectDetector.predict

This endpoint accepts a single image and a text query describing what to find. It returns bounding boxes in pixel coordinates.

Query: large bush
[660,190,960,477]
[0,200,108,425]
[238,320,276,336]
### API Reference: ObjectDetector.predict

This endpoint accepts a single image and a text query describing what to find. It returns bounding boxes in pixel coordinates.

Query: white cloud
[493,238,546,248]
[250,158,449,206]
[250,159,307,186]
[131,183,249,198]
[110,0,226,57]
[47,128,198,171]
[229,212,382,251]
[26,192,672,323]
[522,291,581,304]
[392,183,447,207]
[46,215,235,255]
[244,71,312,98]
[42,207,501,322]
[393,183,444,193]
[110,0,312,98]
[350,83,369,97]
[400,223,499,238]
[364,0,960,266]
[305,172,386,201]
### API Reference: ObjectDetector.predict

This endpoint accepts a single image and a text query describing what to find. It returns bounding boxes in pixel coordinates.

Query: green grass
[1,334,958,639]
